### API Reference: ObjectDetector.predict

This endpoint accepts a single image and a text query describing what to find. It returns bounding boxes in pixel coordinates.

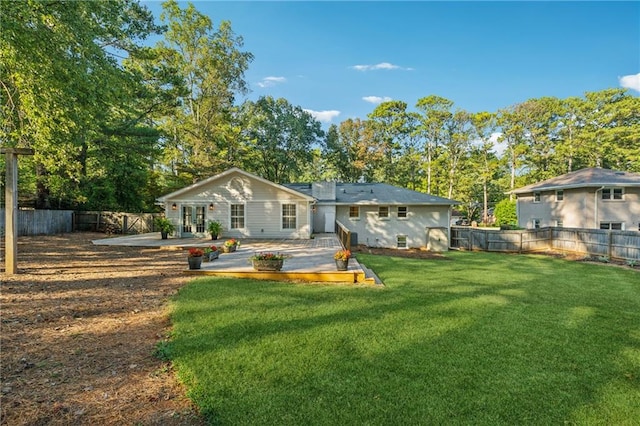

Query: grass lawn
[162,251,640,425]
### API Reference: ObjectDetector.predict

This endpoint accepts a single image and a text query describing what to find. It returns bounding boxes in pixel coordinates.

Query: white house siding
[336,204,450,249]
[164,171,311,238]
[517,187,640,230]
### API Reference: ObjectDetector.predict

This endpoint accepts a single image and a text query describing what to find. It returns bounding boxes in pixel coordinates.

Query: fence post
[608,231,613,259]
[519,232,523,254]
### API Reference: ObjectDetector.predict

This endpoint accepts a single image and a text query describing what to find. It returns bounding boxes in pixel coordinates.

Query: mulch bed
[1,233,204,426]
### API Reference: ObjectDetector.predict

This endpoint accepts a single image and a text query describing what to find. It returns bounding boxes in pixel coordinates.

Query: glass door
[182,205,206,237]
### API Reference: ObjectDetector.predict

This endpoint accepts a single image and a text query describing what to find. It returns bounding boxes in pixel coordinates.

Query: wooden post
[1,148,35,274]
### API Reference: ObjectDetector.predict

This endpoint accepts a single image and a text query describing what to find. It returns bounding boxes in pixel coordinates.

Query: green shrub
[494,198,517,226]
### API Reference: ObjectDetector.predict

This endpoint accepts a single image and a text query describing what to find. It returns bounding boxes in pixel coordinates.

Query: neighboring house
[156,167,460,250]
[510,167,640,231]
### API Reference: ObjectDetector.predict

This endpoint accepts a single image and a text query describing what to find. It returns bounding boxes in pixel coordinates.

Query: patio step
[358,264,383,286]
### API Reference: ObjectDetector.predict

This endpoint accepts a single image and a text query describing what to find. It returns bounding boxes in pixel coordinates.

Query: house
[510,167,640,231]
[156,167,460,250]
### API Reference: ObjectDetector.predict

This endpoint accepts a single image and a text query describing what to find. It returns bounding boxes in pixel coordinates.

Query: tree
[470,112,499,223]
[154,0,253,182]
[442,109,473,199]
[239,96,324,183]
[415,95,454,194]
[1,0,165,209]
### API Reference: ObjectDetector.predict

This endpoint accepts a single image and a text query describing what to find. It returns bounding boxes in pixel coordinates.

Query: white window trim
[533,218,541,229]
[397,235,408,249]
[533,192,541,203]
[230,203,246,230]
[281,202,297,230]
[600,222,624,230]
[397,206,409,220]
[555,190,564,202]
[602,187,624,201]
[378,205,390,220]
[349,205,360,220]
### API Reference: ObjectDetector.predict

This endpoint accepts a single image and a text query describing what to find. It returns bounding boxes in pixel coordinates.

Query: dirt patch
[1,233,204,426]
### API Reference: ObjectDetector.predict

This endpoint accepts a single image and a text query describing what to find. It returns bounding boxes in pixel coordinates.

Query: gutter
[594,186,605,228]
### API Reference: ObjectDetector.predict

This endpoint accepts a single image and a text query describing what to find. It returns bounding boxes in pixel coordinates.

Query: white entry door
[324,210,336,233]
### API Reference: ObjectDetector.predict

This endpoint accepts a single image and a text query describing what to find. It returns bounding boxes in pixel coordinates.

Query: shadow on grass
[168,251,640,424]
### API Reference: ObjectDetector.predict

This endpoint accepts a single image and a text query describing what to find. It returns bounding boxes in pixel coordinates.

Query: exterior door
[182,205,206,237]
[324,210,336,233]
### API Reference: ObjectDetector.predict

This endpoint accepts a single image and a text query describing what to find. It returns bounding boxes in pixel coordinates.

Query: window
[602,188,623,200]
[349,206,360,219]
[534,192,541,203]
[600,222,623,230]
[397,206,408,218]
[555,220,563,227]
[282,203,296,229]
[397,235,407,249]
[533,219,541,229]
[378,206,389,219]
[230,204,245,229]
[556,190,564,202]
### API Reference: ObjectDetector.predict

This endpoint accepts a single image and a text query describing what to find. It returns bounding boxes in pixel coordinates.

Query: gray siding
[517,187,640,230]
[336,204,450,248]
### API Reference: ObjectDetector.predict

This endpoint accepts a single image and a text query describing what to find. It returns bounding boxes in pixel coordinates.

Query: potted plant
[203,245,219,262]
[187,247,204,269]
[334,249,351,271]
[222,238,238,253]
[250,252,287,271]
[154,217,176,240]
[207,220,222,240]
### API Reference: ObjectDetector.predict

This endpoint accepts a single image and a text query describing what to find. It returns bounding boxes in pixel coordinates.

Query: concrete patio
[92,233,380,285]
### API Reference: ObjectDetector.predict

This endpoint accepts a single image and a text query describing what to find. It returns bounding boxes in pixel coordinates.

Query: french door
[182,205,206,237]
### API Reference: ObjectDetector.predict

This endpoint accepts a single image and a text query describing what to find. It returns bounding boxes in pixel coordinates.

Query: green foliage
[494,198,517,226]
[167,252,640,424]
[207,220,222,236]
[154,216,176,234]
[239,96,324,183]
[2,0,636,211]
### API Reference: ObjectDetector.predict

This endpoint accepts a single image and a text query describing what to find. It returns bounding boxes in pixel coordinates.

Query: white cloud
[257,76,286,88]
[362,96,393,104]
[303,109,341,123]
[619,73,640,92]
[350,62,412,71]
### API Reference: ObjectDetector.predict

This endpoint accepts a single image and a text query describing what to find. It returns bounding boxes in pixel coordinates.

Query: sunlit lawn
[162,251,640,425]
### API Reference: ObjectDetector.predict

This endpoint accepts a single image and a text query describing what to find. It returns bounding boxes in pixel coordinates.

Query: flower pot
[211,235,218,240]
[335,259,349,271]
[252,259,284,271]
[188,256,203,270]
[208,250,219,261]
[161,231,168,240]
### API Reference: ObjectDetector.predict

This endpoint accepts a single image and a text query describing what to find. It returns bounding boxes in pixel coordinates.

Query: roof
[510,168,640,194]
[285,182,460,205]
[156,167,315,202]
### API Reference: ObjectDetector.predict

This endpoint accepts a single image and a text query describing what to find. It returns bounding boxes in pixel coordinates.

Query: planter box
[221,245,237,253]
[252,259,284,271]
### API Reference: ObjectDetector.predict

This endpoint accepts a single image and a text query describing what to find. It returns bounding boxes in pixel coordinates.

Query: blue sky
[142,1,640,126]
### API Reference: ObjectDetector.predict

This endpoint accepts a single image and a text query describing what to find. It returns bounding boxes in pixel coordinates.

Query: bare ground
[1,233,204,426]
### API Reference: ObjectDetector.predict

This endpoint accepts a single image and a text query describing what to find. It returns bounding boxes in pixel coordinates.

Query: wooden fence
[0,209,160,236]
[0,208,73,236]
[450,226,640,261]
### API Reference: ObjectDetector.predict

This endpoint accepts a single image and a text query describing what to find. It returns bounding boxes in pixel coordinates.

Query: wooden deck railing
[335,220,351,251]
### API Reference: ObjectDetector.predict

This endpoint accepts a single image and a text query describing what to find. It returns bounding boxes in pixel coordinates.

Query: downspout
[594,186,605,228]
